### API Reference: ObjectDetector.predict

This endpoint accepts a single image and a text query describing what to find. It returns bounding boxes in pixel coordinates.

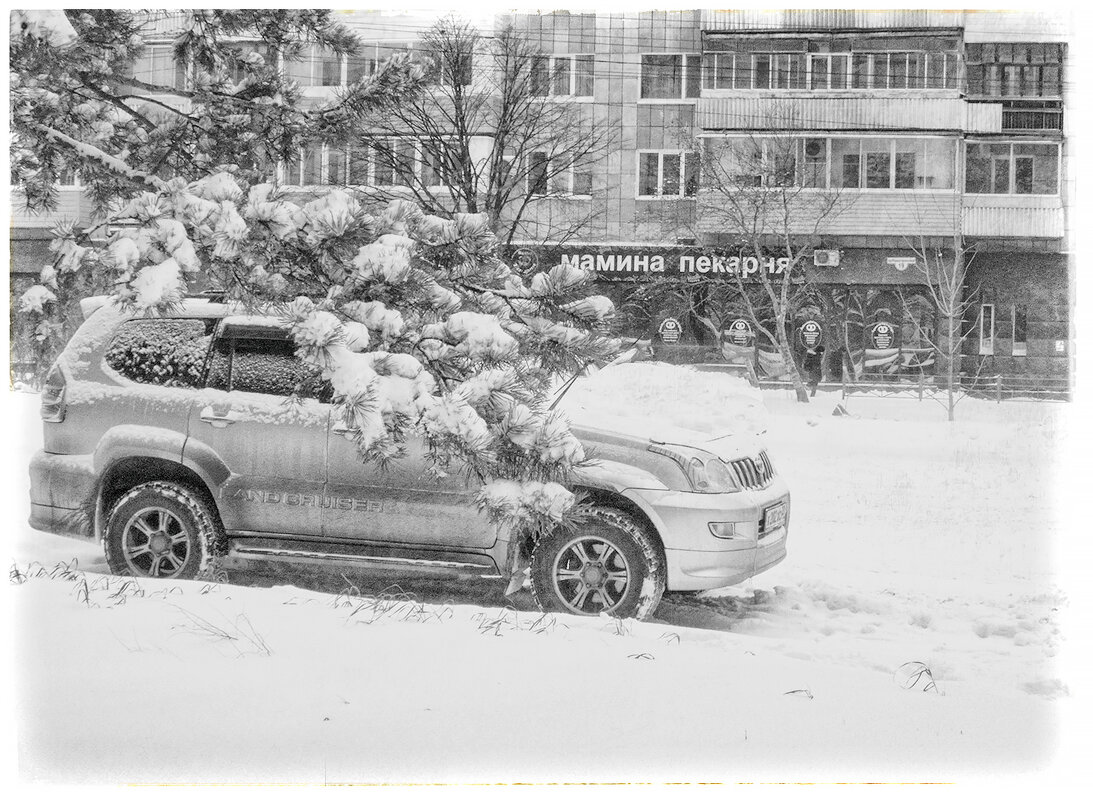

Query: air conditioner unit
[813,249,841,267]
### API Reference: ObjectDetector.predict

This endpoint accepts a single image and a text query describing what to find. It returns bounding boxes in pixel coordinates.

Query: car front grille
[729,451,775,491]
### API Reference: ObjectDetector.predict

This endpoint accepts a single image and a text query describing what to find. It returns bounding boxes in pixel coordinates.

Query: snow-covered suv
[29,298,790,618]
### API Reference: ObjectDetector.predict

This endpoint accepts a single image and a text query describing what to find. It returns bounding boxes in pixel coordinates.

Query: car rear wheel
[530,508,665,620]
[104,482,220,580]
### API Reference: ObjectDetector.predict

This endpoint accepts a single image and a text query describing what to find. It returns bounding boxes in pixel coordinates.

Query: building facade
[9,9,1073,390]
[498,10,1073,389]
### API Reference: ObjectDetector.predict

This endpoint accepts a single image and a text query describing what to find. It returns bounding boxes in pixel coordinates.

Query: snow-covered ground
[3,367,1085,787]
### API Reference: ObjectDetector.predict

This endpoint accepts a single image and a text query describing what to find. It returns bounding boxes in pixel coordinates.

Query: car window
[206,333,332,401]
[104,319,215,387]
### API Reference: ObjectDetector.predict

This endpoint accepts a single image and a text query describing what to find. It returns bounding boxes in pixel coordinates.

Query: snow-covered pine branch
[44,169,617,538]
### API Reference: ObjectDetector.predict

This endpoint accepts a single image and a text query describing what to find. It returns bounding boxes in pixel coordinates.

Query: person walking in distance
[803,343,825,397]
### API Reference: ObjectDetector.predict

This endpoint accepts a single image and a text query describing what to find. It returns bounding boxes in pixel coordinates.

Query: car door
[323,420,496,550]
[184,321,329,536]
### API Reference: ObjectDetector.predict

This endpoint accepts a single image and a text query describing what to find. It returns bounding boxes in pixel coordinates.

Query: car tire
[530,507,665,620]
[104,481,221,580]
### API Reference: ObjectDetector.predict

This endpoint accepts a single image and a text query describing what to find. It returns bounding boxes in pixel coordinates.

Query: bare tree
[644,114,852,402]
[354,17,614,245]
[901,228,981,422]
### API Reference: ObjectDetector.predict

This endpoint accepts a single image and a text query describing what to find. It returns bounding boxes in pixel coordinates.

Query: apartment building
[9,9,1073,389]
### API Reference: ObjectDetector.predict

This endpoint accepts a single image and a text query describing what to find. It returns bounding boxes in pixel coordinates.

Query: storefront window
[901,297,935,348]
[978,304,995,355]
[1012,305,1028,356]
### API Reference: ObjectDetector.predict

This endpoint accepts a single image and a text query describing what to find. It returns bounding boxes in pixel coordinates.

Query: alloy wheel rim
[551,535,631,615]
[121,506,190,578]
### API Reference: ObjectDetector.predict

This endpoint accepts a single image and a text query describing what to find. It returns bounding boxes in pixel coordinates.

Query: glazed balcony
[697,95,1002,134]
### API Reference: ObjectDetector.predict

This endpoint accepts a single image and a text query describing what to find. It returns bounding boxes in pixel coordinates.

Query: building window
[851,51,957,90]
[280,143,323,186]
[326,146,346,185]
[527,152,593,197]
[966,43,1065,98]
[423,49,473,87]
[1012,305,1028,356]
[218,42,274,84]
[979,304,995,356]
[707,136,954,191]
[372,139,418,187]
[284,141,420,187]
[809,53,850,89]
[703,39,959,92]
[640,54,701,99]
[346,42,416,83]
[637,151,698,197]
[131,43,188,90]
[56,166,79,187]
[286,44,423,88]
[284,45,344,87]
[965,142,1059,195]
[347,145,370,185]
[532,54,595,97]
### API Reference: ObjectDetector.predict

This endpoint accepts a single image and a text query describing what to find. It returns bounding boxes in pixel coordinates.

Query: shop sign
[886,256,917,272]
[658,317,683,343]
[871,321,896,349]
[560,252,792,277]
[799,320,823,348]
[725,318,754,346]
[512,247,538,272]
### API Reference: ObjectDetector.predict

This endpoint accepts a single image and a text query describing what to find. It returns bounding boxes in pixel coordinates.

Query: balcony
[962,194,1064,238]
[697,95,1002,134]
[10,188,91,230]
[700,9,965,31]
[1000,101,1063,133]
[694,190,960,238]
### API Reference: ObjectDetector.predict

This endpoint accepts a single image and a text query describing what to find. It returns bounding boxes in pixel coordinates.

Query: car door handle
[200,406,242,428]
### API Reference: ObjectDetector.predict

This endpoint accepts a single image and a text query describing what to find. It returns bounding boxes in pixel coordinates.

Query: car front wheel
[530,508,665,620]
[104,481,220,580]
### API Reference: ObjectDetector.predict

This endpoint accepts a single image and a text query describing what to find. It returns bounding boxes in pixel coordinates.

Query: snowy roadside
[4,369,1078,783]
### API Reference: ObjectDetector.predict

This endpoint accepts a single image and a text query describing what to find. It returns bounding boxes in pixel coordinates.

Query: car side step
[224,537,502,579]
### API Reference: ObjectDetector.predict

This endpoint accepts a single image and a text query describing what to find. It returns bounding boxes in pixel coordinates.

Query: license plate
[763,503,787,531]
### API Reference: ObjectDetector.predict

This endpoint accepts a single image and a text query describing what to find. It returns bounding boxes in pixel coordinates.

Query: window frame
[1012,304,1028,356]
[207,328,331,400]
[698,134,955,192]
[978,303,996,356]
[850,50,957,90]
[964,140,1061,196]
[639,53,701,101]
[702,47,959,92]
[533,53,596,99]
[131,42,189,91]
[635,149,699,198]
[526,151,594,198]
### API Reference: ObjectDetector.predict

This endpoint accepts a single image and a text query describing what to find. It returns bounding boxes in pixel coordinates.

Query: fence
[840,372,1071,402]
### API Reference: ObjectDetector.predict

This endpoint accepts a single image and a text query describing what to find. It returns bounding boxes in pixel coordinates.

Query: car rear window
[206,333,331,400]
[104,319,215,387]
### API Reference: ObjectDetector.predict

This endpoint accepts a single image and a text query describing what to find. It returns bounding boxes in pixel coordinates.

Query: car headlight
[648,444,741,493]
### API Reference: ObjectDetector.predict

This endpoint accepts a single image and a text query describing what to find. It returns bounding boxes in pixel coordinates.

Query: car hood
[570,418,766,462]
